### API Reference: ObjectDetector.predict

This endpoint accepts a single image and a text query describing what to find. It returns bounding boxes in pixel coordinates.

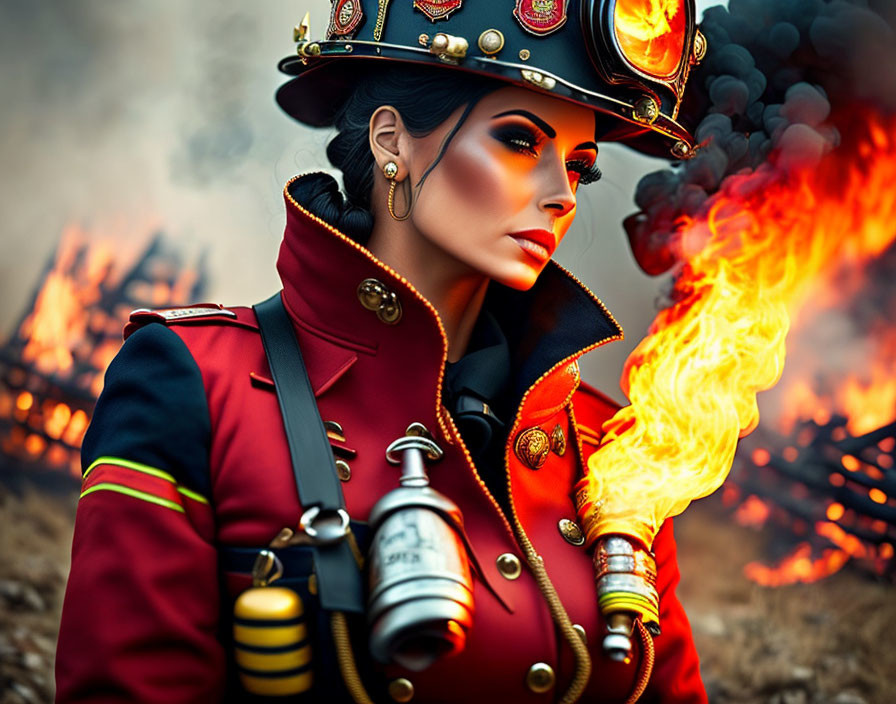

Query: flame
[19,225,113,377]
[614,0,686,78]
[774,337,896,435]
[743,543,849,586]
[577,113,896,549]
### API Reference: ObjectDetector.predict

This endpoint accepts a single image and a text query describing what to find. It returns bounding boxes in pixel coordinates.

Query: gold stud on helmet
[277,0,705,159]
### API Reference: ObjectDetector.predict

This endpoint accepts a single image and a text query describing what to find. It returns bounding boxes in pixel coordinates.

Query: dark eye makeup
[490,122,602,186]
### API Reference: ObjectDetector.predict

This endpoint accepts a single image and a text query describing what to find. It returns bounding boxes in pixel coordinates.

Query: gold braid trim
[331,611,375,704]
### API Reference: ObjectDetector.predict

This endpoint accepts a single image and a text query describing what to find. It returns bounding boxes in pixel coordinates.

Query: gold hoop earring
[383,161,411,221]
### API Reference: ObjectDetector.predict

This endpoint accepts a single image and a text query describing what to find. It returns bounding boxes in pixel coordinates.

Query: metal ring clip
[385,436,444,464]
[299,506,351,545]
[251,549,285,587]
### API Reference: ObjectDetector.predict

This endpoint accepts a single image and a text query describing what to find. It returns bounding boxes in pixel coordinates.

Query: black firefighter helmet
[276,0,706,159]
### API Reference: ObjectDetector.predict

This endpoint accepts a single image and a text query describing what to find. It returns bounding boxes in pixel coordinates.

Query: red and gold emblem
[513,0,568,36]
[413,0,463,22]
[328,0,365,38]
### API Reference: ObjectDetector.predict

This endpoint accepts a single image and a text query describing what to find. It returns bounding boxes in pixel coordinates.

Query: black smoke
[626,0,896,275]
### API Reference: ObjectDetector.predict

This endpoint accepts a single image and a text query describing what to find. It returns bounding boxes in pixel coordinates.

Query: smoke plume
[626,0,896,275]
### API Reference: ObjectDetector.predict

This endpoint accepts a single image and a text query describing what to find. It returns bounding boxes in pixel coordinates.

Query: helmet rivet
[672,140,695,159]
[633,96,659,124]
[477,29,505,57]
[418,33,430,47]
[519,49,531,61]
[431,33,449,53]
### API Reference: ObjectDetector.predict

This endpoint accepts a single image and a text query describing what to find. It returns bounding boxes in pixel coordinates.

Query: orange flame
[614,0,686,78]
[743,543,849,586]
[778,358,896,436]
[578,113,896,549]
[19,225,114,377]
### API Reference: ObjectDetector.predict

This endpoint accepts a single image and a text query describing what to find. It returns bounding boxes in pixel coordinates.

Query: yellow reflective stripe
[80,483,185,513]
[176,486,208,504]
[83,456,209,505]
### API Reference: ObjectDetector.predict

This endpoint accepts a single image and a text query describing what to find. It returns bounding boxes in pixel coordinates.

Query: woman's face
[403,86,598,290]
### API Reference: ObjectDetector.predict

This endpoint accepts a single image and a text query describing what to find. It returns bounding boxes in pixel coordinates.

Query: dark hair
[291,65,504,243]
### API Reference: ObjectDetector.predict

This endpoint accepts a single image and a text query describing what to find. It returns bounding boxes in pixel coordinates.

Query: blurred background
[0,1,893,702]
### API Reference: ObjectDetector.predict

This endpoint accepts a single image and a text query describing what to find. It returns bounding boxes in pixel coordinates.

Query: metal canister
[233,550,313,696]
[367,426,475,671]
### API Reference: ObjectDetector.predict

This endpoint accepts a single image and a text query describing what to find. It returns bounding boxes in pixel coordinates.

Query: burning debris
[0,227,207,484]
[724,234,896,585]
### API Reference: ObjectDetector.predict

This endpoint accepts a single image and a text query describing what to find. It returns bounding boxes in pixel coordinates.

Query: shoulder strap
[253,293,364,614]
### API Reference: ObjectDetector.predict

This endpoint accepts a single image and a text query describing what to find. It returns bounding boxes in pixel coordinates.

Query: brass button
[572,623,587,644]
[477,28,505,56]
[558,518,585,547]
[526,663,556,694]
[357,278,402,325]
[496,553,522,580]
[335,459,351,482]
[515,427,550,470]
[388,677,414,702]
[550,424,566,456]
[357,278,387,310]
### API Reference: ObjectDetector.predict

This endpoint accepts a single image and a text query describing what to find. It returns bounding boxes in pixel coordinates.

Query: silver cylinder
[367,441,474,672]
[367,506,473,671]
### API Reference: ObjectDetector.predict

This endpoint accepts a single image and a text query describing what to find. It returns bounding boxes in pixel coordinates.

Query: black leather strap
[253,293,364,613]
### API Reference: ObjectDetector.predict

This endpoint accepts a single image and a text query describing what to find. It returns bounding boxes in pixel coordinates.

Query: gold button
[558,518,585,546]
[357,278,387,310]
[357,278,402,325]
[550,424,566,456]
[572,623,587,644]
[377,292,402,324]
[335,459,351,482]
[496,553,522,580]
[526,663,555,693]
[388,677,414,702]
[514,427,550,470]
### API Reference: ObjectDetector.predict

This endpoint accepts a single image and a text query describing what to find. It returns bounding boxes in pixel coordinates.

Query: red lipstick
[508,228,557,262]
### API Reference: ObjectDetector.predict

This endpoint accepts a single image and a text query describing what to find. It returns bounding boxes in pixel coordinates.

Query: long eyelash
[494,127,540,155]
[567,159,602,185]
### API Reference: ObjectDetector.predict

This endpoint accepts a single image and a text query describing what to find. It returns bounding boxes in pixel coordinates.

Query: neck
[368,216,489,363]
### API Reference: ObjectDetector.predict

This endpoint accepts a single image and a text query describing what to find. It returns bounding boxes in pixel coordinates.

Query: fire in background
[0,227,206,481]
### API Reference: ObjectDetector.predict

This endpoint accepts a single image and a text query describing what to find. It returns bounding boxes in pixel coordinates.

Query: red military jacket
[57,176,706,703]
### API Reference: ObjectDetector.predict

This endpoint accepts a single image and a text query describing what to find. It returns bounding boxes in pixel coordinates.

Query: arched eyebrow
[492,109,556,138]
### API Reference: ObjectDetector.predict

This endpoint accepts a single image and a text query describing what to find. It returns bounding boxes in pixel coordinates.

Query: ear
[369,106,408,180]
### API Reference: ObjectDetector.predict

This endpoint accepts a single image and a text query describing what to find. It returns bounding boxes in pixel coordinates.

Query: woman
[57,2,707,702]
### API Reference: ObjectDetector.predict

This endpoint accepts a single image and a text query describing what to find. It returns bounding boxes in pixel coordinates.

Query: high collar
[276,174,623,407]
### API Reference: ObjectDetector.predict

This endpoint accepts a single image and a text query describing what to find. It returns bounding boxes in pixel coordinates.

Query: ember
[0,228,206,482]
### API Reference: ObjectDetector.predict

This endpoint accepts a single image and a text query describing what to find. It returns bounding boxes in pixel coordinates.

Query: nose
[537,153,577,219]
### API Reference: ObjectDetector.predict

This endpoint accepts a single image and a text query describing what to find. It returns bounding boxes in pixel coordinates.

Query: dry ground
[0,484,893,703]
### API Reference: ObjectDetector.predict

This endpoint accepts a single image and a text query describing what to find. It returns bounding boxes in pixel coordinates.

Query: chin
[491,262,542,291]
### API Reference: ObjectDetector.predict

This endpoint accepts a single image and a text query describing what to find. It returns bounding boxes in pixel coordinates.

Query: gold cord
[623,619,656,704]
[515,529,592,704]
[331,611,376,704]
